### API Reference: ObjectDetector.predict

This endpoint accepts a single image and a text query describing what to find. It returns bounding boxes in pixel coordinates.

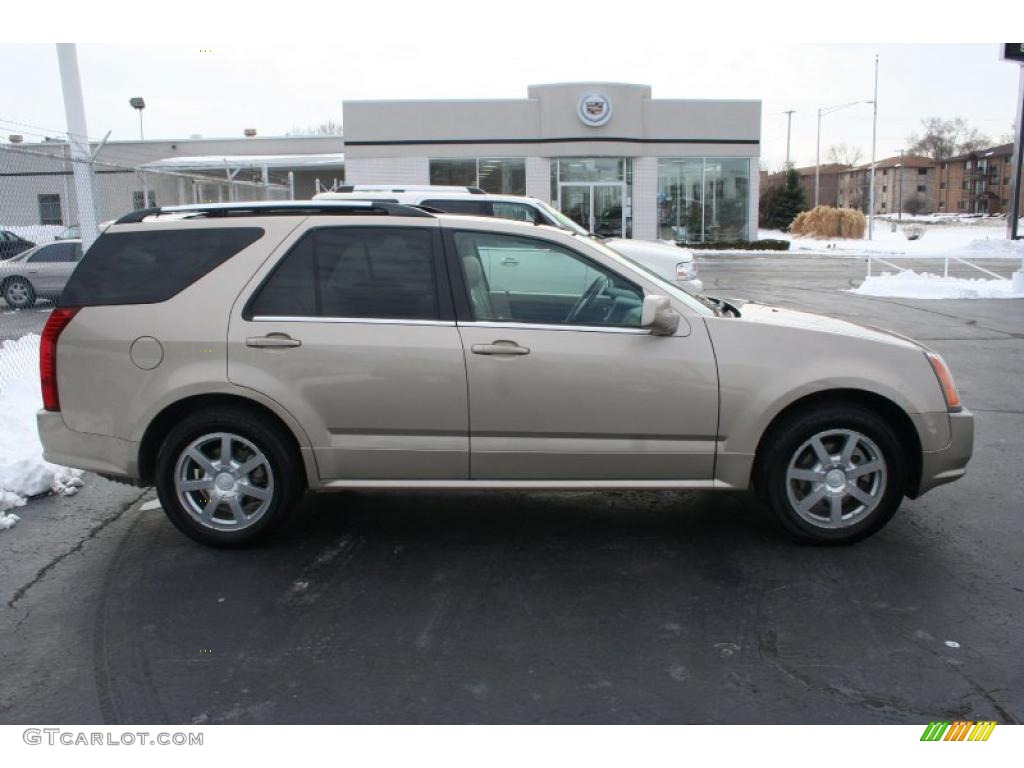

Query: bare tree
[907,117,991,161]
[826,143,862,166]
[288,119,343,137]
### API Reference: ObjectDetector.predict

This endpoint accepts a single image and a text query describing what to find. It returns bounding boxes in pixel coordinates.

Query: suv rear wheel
[761,404,906,544]
[154,407,304,546]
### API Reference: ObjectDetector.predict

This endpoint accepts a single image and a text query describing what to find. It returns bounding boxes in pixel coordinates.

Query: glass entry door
[559,183,623,238]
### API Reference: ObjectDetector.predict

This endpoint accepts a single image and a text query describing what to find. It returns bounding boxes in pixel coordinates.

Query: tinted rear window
[60,227,263,307]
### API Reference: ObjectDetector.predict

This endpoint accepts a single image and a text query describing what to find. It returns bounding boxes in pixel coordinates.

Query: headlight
[925,352,962,412]
[676,261,697,281]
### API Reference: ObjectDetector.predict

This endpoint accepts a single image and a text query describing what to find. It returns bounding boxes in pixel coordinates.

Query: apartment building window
[962,181,969,190]
[941,162,947,170]
[882,185,887,193]
[133,190,156,210]
[917,168,928,175]
[882,169,888,176]
[940,182,946,189]
[38,194,62,225]
[917,185,926,193]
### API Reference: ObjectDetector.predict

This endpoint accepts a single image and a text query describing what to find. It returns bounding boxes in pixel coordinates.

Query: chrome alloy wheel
[174,432,275,531]
[785,429,887,529]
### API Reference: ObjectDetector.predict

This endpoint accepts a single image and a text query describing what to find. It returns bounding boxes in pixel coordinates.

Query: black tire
[154,406,305,547]
[3,277,35,309]
[760,403,907,544]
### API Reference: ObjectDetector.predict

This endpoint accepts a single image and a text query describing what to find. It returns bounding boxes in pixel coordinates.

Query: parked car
[314,188,703,293]
[38,201,972,548]
[0,239,83,308]
[55,224,80,241]
[0,230,35,261]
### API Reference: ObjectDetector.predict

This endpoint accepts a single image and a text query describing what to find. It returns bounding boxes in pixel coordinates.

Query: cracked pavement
[1,252,1022,724]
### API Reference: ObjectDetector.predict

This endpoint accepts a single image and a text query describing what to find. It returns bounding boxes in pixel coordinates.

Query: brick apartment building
[837,155,938,215]
[936,143,1024,216]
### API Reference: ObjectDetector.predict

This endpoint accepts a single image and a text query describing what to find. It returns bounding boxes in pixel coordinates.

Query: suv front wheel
[761,404,907,544]
[154,407,304,546]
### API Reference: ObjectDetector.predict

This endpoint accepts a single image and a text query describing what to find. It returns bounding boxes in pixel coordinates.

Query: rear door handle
[471,340,530,356]
[246,333,302,348]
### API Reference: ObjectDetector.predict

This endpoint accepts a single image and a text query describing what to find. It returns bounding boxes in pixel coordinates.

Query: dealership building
[344,83,761,242]
[2,82,760,243]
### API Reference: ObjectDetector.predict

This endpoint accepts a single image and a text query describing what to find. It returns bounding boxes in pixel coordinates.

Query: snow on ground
[0,334,83,526]
[849,270,1024,300]
[760,219,1024,259]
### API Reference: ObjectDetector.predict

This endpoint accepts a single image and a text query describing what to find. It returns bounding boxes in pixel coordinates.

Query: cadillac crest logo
[577,92,612,127]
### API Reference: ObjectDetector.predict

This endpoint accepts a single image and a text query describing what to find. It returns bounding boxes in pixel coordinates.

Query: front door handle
[471,340,530,356]
[246,333,302,349]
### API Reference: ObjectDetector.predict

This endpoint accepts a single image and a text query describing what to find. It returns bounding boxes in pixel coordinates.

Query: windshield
[535,200,593,238]
[578,235,716,317]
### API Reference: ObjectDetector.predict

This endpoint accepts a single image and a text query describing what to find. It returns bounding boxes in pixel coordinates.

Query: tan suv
[38,201,973,547]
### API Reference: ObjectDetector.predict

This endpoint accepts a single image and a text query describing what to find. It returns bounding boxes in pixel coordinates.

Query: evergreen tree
[763,168,807,231]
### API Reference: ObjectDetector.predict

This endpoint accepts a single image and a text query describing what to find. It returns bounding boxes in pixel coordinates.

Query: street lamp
[816,100,873,207]
[129,97,146,141]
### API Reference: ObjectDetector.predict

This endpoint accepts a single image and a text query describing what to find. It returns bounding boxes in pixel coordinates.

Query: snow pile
[760,221,1021,259]
[0,334,84,523]
[849,270,1024,300]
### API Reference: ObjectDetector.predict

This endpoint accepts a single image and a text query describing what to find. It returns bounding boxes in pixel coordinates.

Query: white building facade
[343,83,761,242]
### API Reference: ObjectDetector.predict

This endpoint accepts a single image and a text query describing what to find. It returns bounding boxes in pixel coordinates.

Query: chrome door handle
[471,340,530,356]
[246,333,301,348]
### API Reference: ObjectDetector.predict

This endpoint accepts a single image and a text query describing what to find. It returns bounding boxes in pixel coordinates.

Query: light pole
[816,100,872,207]
[129,97,145,140]
[869,54,879,240]
[783,110,795,169]
[897,149,905,222]
[130,97,148,207]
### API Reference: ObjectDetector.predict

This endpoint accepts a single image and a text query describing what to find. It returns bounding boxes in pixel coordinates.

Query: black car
[0,230,35,260]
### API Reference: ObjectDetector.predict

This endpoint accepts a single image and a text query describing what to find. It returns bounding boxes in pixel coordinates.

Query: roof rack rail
[333,184,487,195]
[112,200,434,225]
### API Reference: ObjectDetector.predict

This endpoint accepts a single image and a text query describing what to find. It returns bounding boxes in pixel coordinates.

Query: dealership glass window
[38,194,62,225]
[557,158,624,183]
[657,158,751,242]
[478,158,526,194]
[428,158,526,194]
[429,159,477,188]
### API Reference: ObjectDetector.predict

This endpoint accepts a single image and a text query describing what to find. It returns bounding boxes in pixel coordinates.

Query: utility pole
[56,44,99,250]
[869,54,879,240]
[897,149,905,222]
[815,108,822,207]
[784,110,795,169]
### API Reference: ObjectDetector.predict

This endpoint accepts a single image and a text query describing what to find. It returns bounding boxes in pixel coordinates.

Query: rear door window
[247,227,440,321]
[60,227,263,307]
[422,199,489,216]
[29,242,79,263]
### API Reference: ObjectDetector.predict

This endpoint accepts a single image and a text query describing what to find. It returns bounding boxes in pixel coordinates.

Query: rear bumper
[37,410,140,482]
[915,409,974,496]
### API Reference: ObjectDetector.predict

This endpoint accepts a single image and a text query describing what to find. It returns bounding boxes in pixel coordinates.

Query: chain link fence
[0,140,292,384]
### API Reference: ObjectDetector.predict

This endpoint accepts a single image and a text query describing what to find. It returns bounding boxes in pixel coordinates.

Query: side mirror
[640,294,680,336]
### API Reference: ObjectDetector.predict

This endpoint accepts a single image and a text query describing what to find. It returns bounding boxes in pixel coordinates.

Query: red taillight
[40,307,79,412]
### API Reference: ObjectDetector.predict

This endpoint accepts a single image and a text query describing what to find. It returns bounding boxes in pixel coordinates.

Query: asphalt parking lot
[1,252,1022,724]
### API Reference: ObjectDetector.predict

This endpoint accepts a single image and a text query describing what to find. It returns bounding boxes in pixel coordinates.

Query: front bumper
[915,409,974,496]
[37,410,140,482]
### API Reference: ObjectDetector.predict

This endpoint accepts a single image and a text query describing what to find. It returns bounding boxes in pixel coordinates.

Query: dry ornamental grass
[790,206,867,239]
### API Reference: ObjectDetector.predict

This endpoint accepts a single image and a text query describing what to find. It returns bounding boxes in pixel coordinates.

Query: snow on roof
[141,153,345,171]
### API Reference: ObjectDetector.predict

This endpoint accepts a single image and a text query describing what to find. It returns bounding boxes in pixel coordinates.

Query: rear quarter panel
[56,218,304,442]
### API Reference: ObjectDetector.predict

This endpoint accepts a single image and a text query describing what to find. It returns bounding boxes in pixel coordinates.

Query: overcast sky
[0,42,1018,171]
